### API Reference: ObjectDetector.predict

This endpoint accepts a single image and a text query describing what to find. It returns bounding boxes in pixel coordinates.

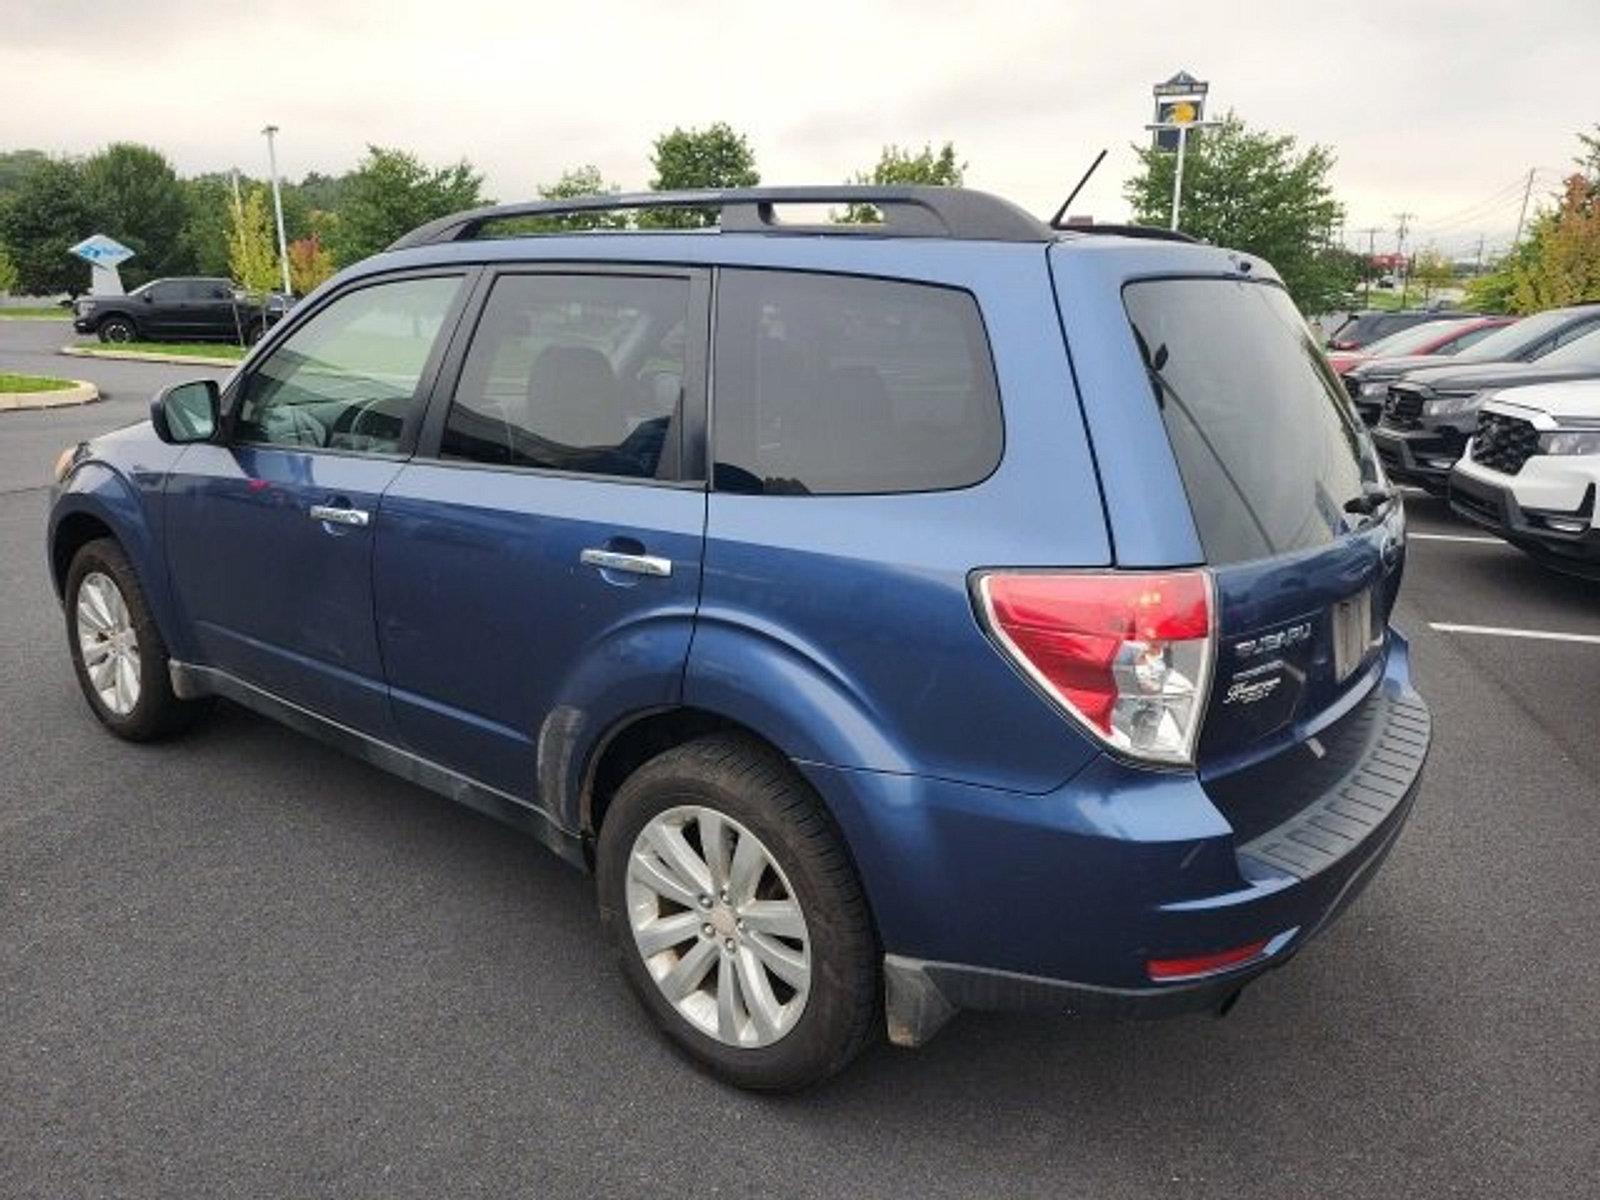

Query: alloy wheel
[626,805,811,1048]
[76,571,141,716]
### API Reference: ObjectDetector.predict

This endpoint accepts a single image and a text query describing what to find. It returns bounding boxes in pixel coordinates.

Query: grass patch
[79,341,246,361]
[0,372,76,393]
[0,306,70,319]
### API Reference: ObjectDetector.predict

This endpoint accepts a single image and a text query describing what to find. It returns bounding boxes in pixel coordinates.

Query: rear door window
[440,273,691,480]
[1124,278,1373,565]
[712,269,1001,494]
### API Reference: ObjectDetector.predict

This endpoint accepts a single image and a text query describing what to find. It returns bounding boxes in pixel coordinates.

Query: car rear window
[1124,278,1372,565]
[712,269,1001,495]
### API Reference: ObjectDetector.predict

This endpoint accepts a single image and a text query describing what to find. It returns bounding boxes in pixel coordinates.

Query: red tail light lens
[975,570,1214,765]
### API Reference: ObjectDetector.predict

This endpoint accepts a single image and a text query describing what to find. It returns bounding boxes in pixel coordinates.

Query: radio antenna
[1050,148,1108,228]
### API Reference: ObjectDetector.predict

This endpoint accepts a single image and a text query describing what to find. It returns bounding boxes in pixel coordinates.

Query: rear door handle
[309,504,370,528]
[579,548,672,577]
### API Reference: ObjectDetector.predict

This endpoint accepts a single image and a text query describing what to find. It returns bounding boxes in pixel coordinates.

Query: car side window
[234,275,462,455]
[440,273,691,480]
[711,269,1002,495]
[1550,318,1600,349]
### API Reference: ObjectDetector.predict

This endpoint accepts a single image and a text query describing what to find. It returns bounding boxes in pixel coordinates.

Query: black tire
[97,315,137,344]
[65,538,204,741]
[243,320,266,346]
[596,733,879,1091]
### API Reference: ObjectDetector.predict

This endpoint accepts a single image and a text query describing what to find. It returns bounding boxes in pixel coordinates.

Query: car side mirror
[142,292,154,303]
[150,380,221,444]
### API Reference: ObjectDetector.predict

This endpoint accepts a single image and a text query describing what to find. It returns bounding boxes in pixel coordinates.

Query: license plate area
[1332,588,1380,682]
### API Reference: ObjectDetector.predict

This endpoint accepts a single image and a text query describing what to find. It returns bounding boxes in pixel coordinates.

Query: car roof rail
[387,186,1055,250]
[1052,221,1201,244]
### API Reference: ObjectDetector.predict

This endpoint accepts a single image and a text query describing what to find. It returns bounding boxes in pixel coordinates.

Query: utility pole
[261,125,293,297]
[1357,226,1381,306]
[1393,212,1414,307]
[1511,167,1536,248]
[1474,234,1486,275]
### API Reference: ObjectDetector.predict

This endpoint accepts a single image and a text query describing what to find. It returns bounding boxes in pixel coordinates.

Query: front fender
[49,457,192,661]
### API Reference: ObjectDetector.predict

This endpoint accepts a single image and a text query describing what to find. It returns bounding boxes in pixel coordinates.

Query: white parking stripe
[1429,623,1600,646]
[1408,532,1506,545]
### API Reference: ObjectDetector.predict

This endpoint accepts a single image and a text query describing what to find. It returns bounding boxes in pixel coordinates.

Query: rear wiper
[1344,485,1396,516]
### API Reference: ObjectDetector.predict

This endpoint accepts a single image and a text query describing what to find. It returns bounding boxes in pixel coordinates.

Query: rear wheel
[595,733,878,1090]
[65,538,203,740]
[97,316,136,344]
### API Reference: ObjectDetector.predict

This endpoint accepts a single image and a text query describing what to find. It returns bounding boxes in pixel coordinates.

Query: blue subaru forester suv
[47,187,1429,1089]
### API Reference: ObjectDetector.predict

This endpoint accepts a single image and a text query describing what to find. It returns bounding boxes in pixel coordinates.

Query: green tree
[0,157,95,295]
[840,142,965,222]
[228,185,280,293]
[180,173,242,277]
[1411,247,1455,302]
[82,143,193,284]
[0,242,19,294]
[1124,113,1350,312]
[643,123,759,228]
[330,146,487,265]
[0,149,49,198]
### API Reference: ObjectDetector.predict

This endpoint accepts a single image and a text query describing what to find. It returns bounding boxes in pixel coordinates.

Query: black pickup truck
[72,277,289,345]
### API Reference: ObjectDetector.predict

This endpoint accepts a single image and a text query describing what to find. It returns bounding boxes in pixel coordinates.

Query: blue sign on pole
[69,234,136,267]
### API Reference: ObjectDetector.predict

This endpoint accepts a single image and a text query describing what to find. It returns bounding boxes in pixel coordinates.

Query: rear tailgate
[1050,242,1406,830]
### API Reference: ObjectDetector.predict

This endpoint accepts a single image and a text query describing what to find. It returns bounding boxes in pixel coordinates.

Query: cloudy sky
[5,1,1595,257]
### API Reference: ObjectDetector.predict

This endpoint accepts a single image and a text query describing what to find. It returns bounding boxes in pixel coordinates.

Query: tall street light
[261,125,293,297]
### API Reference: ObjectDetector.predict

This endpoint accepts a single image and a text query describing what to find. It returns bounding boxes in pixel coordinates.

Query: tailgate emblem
[1224,676,1281,705]
[1233,623,1311,659]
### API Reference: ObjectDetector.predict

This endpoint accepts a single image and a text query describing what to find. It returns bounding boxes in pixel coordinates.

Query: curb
[60,345,242,369]
[0,380,100,411]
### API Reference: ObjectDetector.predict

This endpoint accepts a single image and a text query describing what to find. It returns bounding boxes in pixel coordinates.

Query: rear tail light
[975,570,1215,765]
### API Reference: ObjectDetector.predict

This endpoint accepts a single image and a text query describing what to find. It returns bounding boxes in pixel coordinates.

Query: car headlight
[1541,429,1600,456]
[1423,391,1481,416]
[1359,380,1389,397]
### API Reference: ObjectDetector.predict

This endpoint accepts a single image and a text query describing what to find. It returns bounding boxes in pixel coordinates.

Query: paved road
[0,320,233,491]
[3,323,1597,1197]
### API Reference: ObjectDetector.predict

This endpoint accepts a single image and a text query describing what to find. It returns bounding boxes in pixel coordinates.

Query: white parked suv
[1449,379,1600,578]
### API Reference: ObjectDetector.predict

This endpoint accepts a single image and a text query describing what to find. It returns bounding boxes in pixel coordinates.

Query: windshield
[1535,326,1600,367]
[1457,310,1579,362]
[1125,278,1374,565]
[1358,320,1464,357]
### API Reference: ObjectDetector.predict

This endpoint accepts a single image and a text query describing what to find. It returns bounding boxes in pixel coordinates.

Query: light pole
[261,125,293,297]
[1145,113,1221,231]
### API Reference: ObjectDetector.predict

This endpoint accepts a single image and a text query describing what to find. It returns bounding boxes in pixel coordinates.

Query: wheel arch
[49,470,190,659]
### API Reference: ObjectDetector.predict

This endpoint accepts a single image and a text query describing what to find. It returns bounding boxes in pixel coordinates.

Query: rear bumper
[801,640,1430,1046]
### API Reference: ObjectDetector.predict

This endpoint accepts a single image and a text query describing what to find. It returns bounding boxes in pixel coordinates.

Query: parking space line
[1407,532,1506,545]
[1429,623,1600,645]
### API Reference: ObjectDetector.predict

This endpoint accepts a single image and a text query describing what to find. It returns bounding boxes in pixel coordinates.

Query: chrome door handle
[309,504,370,528]
[579,548,672,577]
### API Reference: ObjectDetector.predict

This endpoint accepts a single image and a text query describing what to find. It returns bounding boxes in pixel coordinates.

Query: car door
[140,282,183,338]
[372,266,710,800]
[164,270,472,737]
[193,279,238,339]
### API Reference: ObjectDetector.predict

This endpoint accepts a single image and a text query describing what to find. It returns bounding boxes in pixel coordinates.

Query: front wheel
[595,734,879,1090]
[65,538,203,740]
[97,316,136,344]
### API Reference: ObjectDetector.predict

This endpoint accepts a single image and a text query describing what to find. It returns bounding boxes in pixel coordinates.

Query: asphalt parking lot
[3,316,1597,1199]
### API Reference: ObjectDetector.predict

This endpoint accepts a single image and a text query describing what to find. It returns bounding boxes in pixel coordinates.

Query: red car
[1326,316,1513,375]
